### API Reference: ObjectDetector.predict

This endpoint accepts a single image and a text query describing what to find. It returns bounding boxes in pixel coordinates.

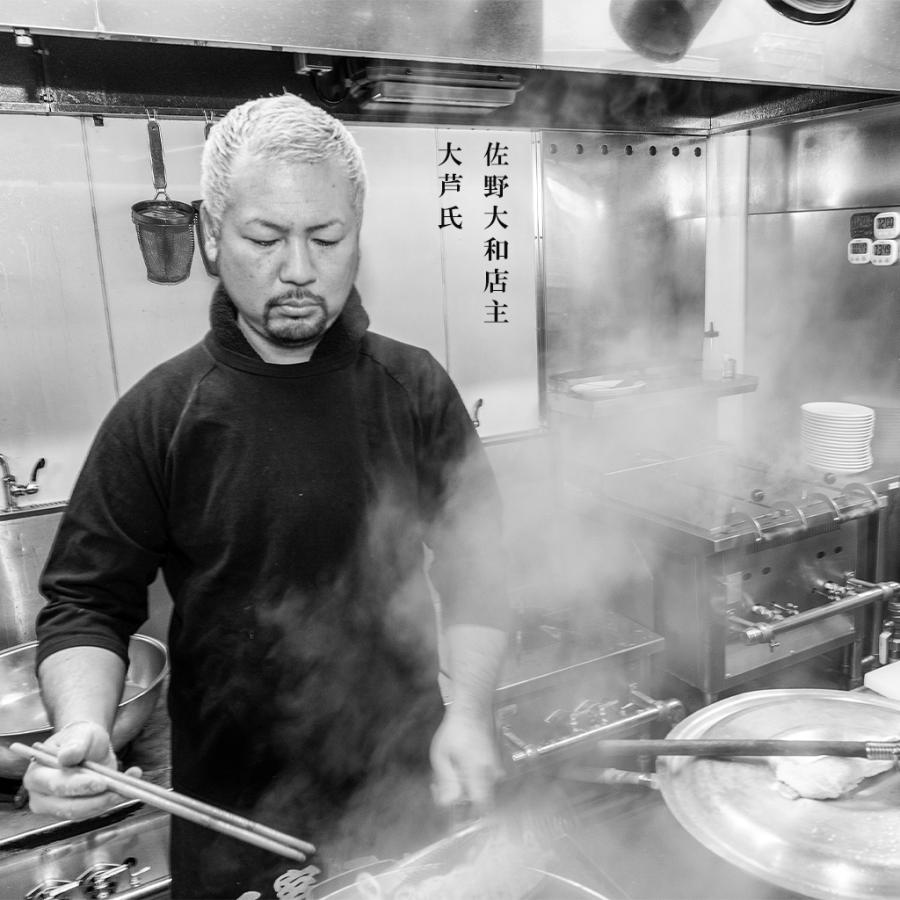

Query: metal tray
[657,689,900,900]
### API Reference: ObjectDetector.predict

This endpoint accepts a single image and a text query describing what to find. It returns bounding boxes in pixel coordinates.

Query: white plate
[569,379,646,400]
[806,453,872,469]
[802,435,873,446]
[803,451,873,460]
[802,429,873,439]
[802,422,874,433]
[802,421,874,430]
[802,427,874,438]
[804,444,872,452]
[804,447,873,458]
[807,462,872,475]
[801,402,875,419]
[802,411,874,421]
[803,439,872,449]
[803,441,872,451]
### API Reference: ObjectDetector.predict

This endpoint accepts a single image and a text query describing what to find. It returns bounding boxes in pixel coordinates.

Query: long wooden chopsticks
[10,741,315,863]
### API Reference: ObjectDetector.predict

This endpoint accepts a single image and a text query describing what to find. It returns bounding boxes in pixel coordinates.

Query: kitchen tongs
[594,738,900,760]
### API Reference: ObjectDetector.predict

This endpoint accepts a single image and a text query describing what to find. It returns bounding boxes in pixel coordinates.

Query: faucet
[0,452,45,511]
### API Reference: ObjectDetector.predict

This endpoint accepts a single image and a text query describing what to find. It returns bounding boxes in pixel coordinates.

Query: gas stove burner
[588,450,883,549]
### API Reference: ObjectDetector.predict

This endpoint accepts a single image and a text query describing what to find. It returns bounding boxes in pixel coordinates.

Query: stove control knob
[79,862,132,899]
[750,489,765,502]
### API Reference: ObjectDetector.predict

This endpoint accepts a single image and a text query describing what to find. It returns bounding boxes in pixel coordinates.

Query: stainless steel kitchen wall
[0,507,64,646]
[0,504,174,647]
[0,113,542,509]
[743,101,900,464]
[541,129,708,380]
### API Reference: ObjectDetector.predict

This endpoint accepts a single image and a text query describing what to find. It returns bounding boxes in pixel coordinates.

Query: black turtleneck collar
[207,284,370,364]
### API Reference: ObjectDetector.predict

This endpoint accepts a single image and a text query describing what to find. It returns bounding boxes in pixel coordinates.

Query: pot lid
[657,689,900,900]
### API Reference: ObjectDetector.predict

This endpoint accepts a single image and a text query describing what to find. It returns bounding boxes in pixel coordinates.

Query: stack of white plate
[801,401,874,474]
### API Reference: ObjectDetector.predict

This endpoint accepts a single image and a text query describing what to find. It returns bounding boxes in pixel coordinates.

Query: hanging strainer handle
[147,117,168,197]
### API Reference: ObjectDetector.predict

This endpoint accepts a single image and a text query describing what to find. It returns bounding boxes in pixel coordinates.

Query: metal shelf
[547,373,758,420]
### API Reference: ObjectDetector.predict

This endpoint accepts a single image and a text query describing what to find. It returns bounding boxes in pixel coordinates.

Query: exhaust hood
[0,1,897,131]
[1,0,899,94]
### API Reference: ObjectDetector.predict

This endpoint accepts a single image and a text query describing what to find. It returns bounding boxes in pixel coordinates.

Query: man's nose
[279,238,315,284]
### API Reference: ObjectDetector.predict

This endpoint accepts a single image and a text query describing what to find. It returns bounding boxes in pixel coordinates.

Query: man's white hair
[200,93,366,234]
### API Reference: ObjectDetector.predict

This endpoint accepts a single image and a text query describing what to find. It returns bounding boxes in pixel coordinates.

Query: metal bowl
[0,634,169,778]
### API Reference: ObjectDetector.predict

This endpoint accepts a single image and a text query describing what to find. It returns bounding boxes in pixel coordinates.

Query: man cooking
[24,92,510,899]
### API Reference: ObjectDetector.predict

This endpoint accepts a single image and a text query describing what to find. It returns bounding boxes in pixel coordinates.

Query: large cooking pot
[313,865,610,899]
[0,634,168,778]
[311,820,612,899]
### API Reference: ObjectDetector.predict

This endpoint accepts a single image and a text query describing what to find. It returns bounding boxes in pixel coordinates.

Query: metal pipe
[869,598,886,667]
[0,453,17,511]
[502,698,684,765]
[742,582,900,646]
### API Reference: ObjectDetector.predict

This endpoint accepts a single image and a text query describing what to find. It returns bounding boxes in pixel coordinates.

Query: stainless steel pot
[0,634,169,778]
[311,821,612,899]
[314,865,611,899]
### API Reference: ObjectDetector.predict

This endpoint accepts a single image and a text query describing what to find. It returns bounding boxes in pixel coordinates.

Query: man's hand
[23,720,140,821]
[432,622,508,811]
[429,706,504,811]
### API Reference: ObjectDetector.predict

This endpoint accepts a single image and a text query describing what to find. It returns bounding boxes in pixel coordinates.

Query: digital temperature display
[875,243,891,256]
[851,242,868,254]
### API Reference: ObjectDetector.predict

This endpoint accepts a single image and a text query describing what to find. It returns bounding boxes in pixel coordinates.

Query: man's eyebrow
[244,217,344,231]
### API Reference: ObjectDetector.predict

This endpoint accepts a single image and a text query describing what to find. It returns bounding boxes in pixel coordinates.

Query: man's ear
[200,203,220,269]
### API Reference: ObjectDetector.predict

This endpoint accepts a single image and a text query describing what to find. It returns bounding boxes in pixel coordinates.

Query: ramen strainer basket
[131,115,196,285]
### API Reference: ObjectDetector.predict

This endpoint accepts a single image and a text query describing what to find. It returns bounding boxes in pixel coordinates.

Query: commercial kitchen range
[566,446,900,706]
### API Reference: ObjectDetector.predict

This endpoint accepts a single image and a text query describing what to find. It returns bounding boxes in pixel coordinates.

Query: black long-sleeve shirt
[37,286,508,896]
